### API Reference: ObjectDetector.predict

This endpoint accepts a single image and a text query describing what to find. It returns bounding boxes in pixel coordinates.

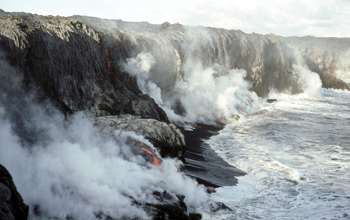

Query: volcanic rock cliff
[0,11,168,121]
[72,16,350,98]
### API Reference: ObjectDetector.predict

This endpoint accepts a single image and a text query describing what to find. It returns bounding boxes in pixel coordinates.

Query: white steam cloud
[335,50,350,83]
[293,64,322,97]
[123,53,261,124]
[0,59,208,219]
[177,59,260,123]
[123,53,183,122]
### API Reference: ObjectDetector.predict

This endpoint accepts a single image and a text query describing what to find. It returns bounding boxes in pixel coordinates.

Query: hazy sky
[2,0,350,37]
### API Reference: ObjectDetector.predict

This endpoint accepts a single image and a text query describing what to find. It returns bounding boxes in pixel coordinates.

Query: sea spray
[204,88,350,219]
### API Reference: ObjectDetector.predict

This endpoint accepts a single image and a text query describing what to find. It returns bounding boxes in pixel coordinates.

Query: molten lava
[137,147,162,165]
[185,121,197,128]
[198,184,216,194]
[121,33,130,58]
[106,48,111,75]
[248,95,253,102]
[221,116,226,124]
[98,33,112,80]
[133,142,162,165]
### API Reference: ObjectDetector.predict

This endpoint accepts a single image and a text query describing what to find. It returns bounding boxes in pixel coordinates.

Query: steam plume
[0,57,208,219]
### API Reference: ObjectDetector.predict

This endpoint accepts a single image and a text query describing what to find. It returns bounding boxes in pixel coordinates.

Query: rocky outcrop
[0,11,168,122]
[0,164,28,220]
[94,114,187,158]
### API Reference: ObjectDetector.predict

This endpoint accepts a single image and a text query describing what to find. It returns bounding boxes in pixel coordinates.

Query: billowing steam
[123,53,261,124]
[293,64,322,97]
[122,53,183,122]
[0,57,208,219]
[335,50,350,83]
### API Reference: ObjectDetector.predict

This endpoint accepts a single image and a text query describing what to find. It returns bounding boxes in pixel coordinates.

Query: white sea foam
[204,88,350,219]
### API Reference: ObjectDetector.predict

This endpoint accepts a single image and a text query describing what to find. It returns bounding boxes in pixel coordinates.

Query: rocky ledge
[94,114,187,158]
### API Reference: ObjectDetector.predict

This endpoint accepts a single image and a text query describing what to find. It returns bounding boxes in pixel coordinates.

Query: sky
[2,0,350,37]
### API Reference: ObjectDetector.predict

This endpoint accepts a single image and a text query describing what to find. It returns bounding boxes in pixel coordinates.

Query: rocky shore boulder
[94,114,187,158]
[0,164,28,220]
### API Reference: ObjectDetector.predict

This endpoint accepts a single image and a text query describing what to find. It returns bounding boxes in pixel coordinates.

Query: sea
[201,88,350,220]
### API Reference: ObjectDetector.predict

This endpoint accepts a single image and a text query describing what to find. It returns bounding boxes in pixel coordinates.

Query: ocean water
[202,88,350,219]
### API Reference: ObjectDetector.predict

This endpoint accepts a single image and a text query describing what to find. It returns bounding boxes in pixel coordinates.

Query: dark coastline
[180,123,245,188]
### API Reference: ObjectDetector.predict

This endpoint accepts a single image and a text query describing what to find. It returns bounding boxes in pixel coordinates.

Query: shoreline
[180,123,245,188]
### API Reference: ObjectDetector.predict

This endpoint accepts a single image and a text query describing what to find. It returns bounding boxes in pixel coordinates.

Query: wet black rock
[95,191,203,220]
[267,99,277,103]
[209,201,233,213]
[144,192,202,220]
[0,164,28,220]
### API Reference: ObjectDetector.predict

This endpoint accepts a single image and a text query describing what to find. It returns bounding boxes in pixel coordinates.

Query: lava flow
[98,33,112,81]
[133,142,162,166]
[137,147,162,165]
[121,33,130,58]
[185,121,197,128]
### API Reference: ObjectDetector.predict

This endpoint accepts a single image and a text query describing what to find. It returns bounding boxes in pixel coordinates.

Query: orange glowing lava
[98,33,112,79]
[248,95,253,102]
[221,116,226,124]
[133,142,162,166]
[121,33,130,58]
[137,147,162,165]
[198,184,216,193]
[185,121,197,128]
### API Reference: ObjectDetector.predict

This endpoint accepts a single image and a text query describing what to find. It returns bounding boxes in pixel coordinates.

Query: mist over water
[203,87,350,219]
